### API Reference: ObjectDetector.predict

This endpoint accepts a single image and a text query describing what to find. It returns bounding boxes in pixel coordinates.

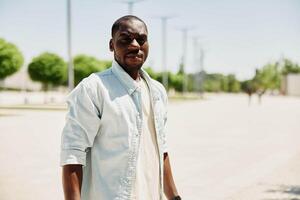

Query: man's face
[110,19,149,73]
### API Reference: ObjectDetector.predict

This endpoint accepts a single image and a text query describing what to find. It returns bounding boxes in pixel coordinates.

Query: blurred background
[0,0,300,200]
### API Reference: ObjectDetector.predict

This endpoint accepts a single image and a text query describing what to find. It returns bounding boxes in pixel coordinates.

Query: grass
[168,93,205,101]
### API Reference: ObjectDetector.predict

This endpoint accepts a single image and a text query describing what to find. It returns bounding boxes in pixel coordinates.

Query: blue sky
[1,0,299,80]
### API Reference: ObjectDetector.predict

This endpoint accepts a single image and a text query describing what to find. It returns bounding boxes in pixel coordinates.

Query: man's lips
[126,53,143,59]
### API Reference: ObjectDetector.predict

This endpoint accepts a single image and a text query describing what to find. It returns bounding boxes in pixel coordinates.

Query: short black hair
[111,15,147,37]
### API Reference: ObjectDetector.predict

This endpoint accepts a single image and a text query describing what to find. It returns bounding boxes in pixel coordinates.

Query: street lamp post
[182,28,188,94]
[122,0,145,14]
[161,17,167,89]
[199,47,205,96]
[192,36,205,94]
[158,16,175,90]
[177,26,196,94]
[67,0,74,91]
[193,36,200,93]
[128,1,133,14]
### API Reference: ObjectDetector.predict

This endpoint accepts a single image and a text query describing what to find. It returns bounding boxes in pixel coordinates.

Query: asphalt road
[0,94,299,200]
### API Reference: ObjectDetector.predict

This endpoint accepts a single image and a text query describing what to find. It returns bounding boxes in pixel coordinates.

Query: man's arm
[62,164,83,200]
[163,152,179,199]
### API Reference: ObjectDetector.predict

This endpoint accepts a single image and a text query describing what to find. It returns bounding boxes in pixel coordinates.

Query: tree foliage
[28,52,67,90]
[0,38,24,79]
[202,73,240,93]
[144,67,185,92]
[240,79,257,95]
[281,59,300,75]
[170,73,183,91]
[73,54,111,85]
[227,74,241,93]
[253,63,281,93]
[144,67,158,80]
[203,73,223,92]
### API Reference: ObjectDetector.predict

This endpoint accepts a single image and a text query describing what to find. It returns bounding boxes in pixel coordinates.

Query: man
[61,15,181,200]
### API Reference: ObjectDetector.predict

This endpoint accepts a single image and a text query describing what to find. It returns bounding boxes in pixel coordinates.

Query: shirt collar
[112,60,147,95]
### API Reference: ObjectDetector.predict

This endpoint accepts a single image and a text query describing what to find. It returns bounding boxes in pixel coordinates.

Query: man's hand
[62,164,83,200]
[163,153,180,200]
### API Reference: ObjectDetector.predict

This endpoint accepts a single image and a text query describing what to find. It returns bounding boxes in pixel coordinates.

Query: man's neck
[128,71,141,80]
[114,60,142,80]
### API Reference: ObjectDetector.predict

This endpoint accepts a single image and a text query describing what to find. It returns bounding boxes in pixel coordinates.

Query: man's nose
[128,39,140,50]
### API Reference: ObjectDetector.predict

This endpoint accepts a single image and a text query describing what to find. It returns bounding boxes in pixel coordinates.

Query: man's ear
[109,39,114,52]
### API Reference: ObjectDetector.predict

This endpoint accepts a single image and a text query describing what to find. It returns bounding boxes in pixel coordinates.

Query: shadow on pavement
[263,185,300,200]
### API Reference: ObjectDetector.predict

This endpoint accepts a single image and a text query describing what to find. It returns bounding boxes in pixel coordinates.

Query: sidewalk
[228,152,300,200]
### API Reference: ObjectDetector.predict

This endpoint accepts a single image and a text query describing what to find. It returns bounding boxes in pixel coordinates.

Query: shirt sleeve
[162,90,168,153]
[60,81,101,166]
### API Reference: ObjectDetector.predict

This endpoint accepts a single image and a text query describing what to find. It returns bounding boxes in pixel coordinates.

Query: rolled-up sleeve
[60,80,101,166]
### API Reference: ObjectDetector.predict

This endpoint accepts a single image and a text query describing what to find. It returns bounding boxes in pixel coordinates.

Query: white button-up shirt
[60,60,168,200]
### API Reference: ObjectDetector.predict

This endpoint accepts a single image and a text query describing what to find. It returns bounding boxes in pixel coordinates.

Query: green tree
[0,38,24,80]
[187,74,196,92]
[241,79,258,105]
[28,52,67,91]
[227,74,241,93]
[144,67,159,80]
[255,63,281,91]
[169,73,183,92]
[203,73,223,92]
[220,75,229,92]
[281,58,300,75]
[73,55,110,85]
[178,62,184,74]
[241,79,258,94]
[253,63,281,103]
[144,67,184,92]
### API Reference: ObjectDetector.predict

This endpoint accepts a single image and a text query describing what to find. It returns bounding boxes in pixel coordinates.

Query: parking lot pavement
[0,94,300,200]
[227,152,300,200]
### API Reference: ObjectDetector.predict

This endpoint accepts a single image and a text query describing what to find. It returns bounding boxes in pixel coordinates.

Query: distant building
[281,74,300,96]
[1,68,42,91]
